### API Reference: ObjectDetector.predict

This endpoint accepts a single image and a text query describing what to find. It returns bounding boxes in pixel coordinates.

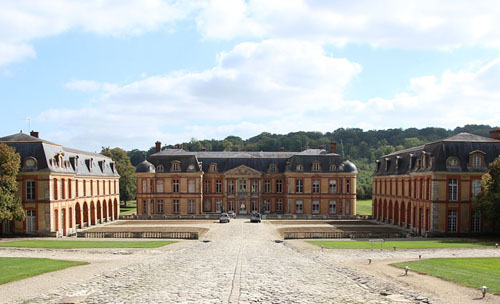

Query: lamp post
[404,266,410,276]
[481,286,488,298]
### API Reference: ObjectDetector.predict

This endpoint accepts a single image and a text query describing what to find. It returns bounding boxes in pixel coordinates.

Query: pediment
[225,165,262,176]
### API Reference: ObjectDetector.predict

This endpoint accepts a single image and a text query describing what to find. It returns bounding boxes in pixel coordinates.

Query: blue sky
[1,0,499,151]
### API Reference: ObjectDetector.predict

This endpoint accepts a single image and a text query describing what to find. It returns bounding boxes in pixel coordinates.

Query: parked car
[219,213,230,223]
[250,212,261,223]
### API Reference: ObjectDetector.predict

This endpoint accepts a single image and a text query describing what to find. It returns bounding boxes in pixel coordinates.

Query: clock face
[25,158,35,167]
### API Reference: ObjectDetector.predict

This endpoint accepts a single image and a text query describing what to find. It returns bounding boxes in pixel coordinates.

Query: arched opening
[388,201,393,223]
[394,201,399,225]
[97,201,102,223]
[400,201,405,227]
[83,202,89,227]
[90,202,96,225]
[383,200,387,221]
[109,200,113,220]
[407,202,412,228]
[373,199,378,218]
[103,200,108,221]
[378,200,382,220]
[75,203,81,228]
[114,199,119,220]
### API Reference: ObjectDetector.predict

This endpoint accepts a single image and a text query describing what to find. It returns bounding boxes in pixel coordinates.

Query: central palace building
[136,142,357,217]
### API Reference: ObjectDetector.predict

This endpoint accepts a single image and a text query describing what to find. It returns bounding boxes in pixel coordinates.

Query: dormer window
[469,151,485,168]
[384,158,390,171]
[268,163,277,173]
[109,162,114,173]
[375,160,381,172]
[395,156,401,169]
[187,164,195,172]
[312,162,320,172]
[296,164,303,171]
[209,163,218,173]
[157,164,164,172]
[446,157,459,168]
[171,161,181,172]
[24,157,37,169]
[329,164,336,172]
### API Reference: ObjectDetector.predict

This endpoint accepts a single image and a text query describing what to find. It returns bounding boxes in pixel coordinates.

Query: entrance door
[27,210,36,233]
[239,200,247,214]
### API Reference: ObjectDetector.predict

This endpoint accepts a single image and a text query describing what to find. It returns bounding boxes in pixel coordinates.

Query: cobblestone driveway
[7,219,436,303]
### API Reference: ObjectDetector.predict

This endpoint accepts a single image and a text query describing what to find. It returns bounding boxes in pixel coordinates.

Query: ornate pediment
[225,165,262,177]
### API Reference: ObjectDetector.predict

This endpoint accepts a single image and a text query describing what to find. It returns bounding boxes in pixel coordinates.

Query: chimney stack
[280,147,285,152]
[490,128,500,140]
[155,141,161,153]
[201,147,206,152]
[330,141,336,153]
[30,130,39,138]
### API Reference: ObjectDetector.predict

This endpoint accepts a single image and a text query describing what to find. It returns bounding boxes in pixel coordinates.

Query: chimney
[30,130,39,138]
[201,147,206,152]
[155,141,161,153]
[330,141,336,153]
[280,147,285,152]
[490,128,500,140]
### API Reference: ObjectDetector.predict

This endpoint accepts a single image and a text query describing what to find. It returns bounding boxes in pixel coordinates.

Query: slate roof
[140,148,357,174]
[0,132,119,177]
[374,132,500,176]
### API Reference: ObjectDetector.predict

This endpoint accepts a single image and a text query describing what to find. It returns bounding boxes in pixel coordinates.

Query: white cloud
[65,80,118,93]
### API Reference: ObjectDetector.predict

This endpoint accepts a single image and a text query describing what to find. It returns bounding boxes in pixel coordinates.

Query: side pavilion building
[136,142,357,218]
[0,131,120,236]
[372,130,500,235]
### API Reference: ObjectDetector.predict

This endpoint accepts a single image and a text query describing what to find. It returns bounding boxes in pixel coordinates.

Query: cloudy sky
[1,0,499,151]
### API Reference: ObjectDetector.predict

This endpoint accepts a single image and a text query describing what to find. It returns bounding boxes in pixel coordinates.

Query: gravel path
[1,219,499,303]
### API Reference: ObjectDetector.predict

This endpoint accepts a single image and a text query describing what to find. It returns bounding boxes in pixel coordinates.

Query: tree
[473,156,500,232]
[0,143,25,222]
[128,149,146,167]
[101,147,137,206]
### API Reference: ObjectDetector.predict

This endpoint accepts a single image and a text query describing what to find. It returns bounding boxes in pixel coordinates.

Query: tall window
[296,179,303,193]
[204,199,211,212]
[173,200,179,213]
[276,199,283,212]
[345,200,350,215]
[329,180,337,193]
[447,209,457,232]
[472,211,481,232]
[312,162,320,171]
[216,199,222,212]
[76,180,79,197]
[448,178,458,201]
[142,200,147,214]
[172,162,180,172]
[264,180,271,193]
[204,180,211,193]
[60,179,64,199]
[228,200,234,212]
[329,200,336,214]
[295,200,303,213]
[188,180,195,193]
[97,180,100,195]
[27,180,35,200]
[84,180,87,196]
[338,200,343,215]
[251,180,258,193]
[312,180,320,193]
[472,155,482,167]
[472,179,481,199]
[346,179,350,194]
[157,180,164,193]
[173,180,179,193]
[251,200,258,212]
[142,180,147,193]
[216,180,222,193]
[157,200,164,214]
[53,179,58,200]
[276,180,283,193]
[263,199,270,212]
[228,180,234,194]
[312,200,320,213]
[238,180,246,193]
[150,200,154,214]
[339,179,343,194]
[189,200,195,213]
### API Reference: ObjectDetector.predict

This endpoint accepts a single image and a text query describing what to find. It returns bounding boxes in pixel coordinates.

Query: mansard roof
[374,132,500,176]
[0,132,119,177]
[140,148,355,174]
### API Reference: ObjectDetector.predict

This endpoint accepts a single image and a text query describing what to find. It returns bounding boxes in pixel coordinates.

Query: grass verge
[307,240,496,249]
[0,257,87,285]
[356,199,372,215]
[120,200,137,215]
[393,258,500,293]
[0,240,175,249]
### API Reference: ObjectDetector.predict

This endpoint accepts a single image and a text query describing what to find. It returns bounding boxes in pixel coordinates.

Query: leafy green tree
[128,149,146,167]
[0,143,25,222]
[473,156,500,232]
[101,147,137,206]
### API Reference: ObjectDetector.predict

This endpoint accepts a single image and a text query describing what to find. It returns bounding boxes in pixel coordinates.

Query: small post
[393,246,396,251]
[495,243,498,248]
[418,254,421,259]
[404,266,410,276]
[368,258,372,265]
[481,286,488,298]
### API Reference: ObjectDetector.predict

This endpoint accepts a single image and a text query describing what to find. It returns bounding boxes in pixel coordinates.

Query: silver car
[250,212,261,223]
[219,213,230,223]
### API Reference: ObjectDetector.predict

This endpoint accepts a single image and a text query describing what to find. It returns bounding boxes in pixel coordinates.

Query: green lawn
[0,257,88,285]
[393,258,500,293]
[308,240,496,249]
[356,199,372,215]
[120,200,137,215]
[0,240,175,249]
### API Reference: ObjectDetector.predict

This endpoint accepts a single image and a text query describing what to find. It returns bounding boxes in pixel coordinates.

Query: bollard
[404,266,410,276]
[368,258,372,265]
[481,286,488,298]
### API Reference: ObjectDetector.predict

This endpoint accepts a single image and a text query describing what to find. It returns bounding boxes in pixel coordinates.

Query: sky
[1,0,500,152]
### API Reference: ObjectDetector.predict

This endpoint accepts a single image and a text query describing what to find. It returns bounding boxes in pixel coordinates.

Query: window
[339,179,343,194]
[329,180,337,193]
[472,155,482,167]
[209,163,217,172]
[472,179,481,199]
[312,162,320,171]
[156,165,164,172]
[216,199,222,212]
[329,200,336,214]
[346,179,350,194]
[204,199,211,212]
[157,200,164,214]
[276,199,283,212]
[150,200,154,214]
[264,180,271,193]
[269,164,277,173]
[188,180,195,193]
[142,200,147,214]
[204,180,211,193]
[263,200,270,212]
[251,180,258,193]
[53,179,58,200]
[312,200,320,213]
[276,180,283,193]
[448,178,458,201]
[296,164,303,171]
[26,180,35,200]
[189,200,195,213]
[251,200,258,212]
[238,180,247,193]
[60,179,64,199]
[83,180,87,196]
[295,200,303,213]
[296,179,303,193]
[26,210,36,233]
[329,164,336,171]
[173,180,179,193]
[338,200,343,215]
[312,180,320,193]
[447,157,459,167]
[173,200,179,213]
[142,180,147,193]
[345,200,350,215]
[472,211,481,232]
[24,157,37,169]
[150,180,154,193]
[228,200,234,212]
[172,162,180,172]
[157,180,164,193]
[228,180,234,194]
[76,180,79,197]
[447,209,457,232]
[90,180,94,196]
[216,180,222,193]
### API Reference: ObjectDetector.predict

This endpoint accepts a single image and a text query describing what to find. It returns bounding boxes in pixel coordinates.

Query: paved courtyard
[1,219,500,303]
